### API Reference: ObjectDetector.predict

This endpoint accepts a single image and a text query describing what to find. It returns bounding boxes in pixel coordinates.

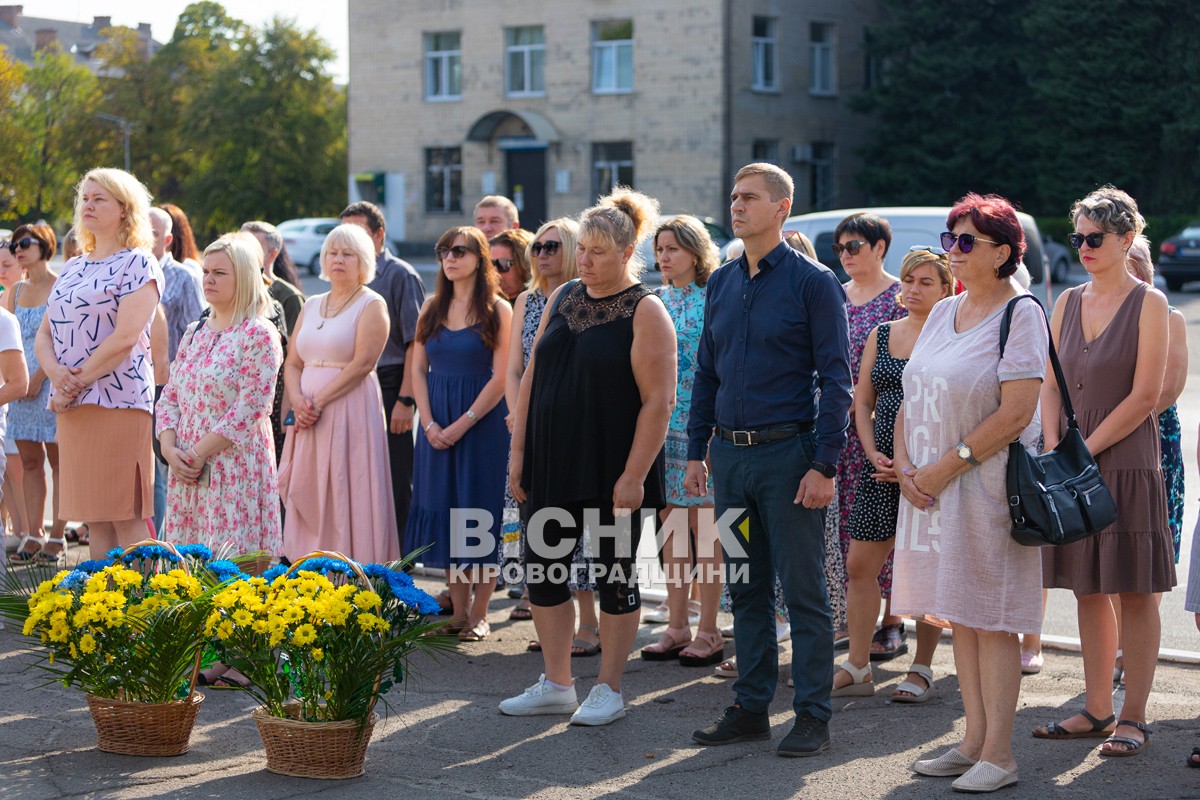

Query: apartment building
[348,0,883,245]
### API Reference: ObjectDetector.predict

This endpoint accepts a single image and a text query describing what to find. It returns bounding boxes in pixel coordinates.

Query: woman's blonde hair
[319,223,377,284]
[578,187,660,280]
[898,248,956,304]
[528,217,580,294]
[73,168,154,254]
[203,232,271,326]
[1126,233,1154,284]
[654,215,719,287]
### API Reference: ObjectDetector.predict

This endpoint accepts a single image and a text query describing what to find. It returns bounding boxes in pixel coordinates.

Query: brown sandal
[678,630,724,667]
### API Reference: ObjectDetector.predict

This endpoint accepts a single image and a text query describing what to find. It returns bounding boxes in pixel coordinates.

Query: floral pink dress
[155,317,284,553]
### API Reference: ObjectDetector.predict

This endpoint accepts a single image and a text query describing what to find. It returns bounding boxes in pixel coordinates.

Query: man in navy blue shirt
[687,163,852,757]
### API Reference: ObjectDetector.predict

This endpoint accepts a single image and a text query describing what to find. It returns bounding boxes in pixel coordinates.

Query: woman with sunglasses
[1035,187,1173,758]
[836,247,953,701]
[34,168,163,556]
[831,212,908,661]
[278,224,396,564]
[4,225,72,559]
[405,227,511,642]
[490,228,534,305]
[499,220,598,651]
[896,194,1046,791]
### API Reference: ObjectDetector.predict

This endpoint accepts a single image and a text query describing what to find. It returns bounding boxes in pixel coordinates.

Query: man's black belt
[717,423,813,447]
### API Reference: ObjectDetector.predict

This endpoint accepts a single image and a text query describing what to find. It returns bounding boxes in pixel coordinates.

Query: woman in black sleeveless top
[503,189,677,727]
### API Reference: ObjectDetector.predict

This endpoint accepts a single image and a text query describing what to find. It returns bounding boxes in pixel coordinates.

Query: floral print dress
[658,281,713,505]
[836,282,905,597]
[155,317,284,553]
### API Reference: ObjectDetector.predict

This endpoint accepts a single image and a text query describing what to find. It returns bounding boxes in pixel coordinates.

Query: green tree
[0,49,30,218]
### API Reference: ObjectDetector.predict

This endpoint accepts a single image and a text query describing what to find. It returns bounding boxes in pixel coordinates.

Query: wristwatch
[956,440,981,467]
[812,461,837,479]
[397,395,416,408]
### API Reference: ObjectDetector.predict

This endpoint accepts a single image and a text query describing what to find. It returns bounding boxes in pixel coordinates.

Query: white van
[727,206,1048,287]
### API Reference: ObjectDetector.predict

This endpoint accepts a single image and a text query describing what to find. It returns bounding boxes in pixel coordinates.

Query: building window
[810,22,836,95]
[863,27,881,90]
[592,20,633,94]
[811,142,836,210]
[506,26,545,96]
[751,17,778,92]
[426,148,462,213]
[752,139,780,164]
[593,141,634,196]
[424,32,462,101]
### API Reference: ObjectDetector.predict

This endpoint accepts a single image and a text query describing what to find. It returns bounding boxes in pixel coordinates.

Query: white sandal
[892,663,936,704]
[830,660,873,697]
[11,533,46,562]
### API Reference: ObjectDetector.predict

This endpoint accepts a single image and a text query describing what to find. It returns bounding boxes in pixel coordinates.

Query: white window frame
[592,21,634,94]
[751,17,778,92]
[811,143,837,210]
[810,22,837,96]
[505,26,545,97]
[426,148,463,213]
[424,32,462,102]
[592,142,634,196]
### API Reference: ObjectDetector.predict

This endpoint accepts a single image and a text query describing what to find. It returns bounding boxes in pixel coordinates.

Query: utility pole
[95,112,132,172]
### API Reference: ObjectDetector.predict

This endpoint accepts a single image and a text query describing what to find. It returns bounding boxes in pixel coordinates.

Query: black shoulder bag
[1000,294,1117,547]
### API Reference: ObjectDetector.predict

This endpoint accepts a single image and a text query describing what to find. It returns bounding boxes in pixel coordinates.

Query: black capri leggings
[523,500,655,615]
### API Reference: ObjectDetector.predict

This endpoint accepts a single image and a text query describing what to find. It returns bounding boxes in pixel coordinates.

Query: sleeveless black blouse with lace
[522,279,666,511]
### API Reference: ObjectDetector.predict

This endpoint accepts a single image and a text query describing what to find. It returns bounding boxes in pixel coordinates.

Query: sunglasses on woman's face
[831,239,867,257]
[8,237,37,254]
[435,245,472,260]
[940,232,1001,254]
[1067,231,1110,250]
[530,240,561,257]
[493,258,513,273]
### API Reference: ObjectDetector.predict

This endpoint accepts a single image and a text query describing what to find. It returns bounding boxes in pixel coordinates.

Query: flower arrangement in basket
[205,550,452,779]
[19,540,224,756]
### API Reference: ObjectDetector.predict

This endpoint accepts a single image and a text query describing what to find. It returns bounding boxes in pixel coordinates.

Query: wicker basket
[86,691,204,756]
[253,706,377,779]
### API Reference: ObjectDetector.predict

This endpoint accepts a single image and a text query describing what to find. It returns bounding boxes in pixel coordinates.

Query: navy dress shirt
[687,240,852,467]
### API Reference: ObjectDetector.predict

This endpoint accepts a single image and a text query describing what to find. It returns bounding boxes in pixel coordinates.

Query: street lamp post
[95,112,133,172]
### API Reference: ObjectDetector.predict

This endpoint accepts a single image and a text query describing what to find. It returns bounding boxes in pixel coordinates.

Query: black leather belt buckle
[732,430,753,446]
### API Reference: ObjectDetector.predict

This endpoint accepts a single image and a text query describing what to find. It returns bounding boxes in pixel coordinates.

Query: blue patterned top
[658,281,706,432]
[7,282,55,441]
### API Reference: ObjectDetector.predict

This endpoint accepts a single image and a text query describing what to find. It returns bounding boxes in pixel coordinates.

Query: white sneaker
[570,683,625,726]
[499,674,579,716]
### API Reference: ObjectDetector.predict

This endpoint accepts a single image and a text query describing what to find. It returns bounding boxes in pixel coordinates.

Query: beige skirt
[58,405,153,522]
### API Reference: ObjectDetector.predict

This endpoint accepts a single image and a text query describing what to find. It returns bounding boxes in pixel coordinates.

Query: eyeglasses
[493,258,513,274]
[435,245,472,260]
[530,240,561,257]
[831,239,868,257]
[1067,231,1110,250]
[8,237,37,254]
[940,232,1001,253]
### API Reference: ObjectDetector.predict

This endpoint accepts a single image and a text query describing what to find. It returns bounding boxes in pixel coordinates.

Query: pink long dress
[278,290,399,564]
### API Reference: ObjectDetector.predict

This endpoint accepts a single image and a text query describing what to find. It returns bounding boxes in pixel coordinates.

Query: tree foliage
[0,2,347,239]
[854,0,1200,219]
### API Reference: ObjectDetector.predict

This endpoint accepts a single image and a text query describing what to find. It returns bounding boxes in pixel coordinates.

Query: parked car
[1042,235,1072,284]
[278,218,340,275]
[722,206,1048,287]
[1157,223,1200,291]
[641,215,732,276]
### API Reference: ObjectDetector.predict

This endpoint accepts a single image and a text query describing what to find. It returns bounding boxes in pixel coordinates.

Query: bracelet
[425,421,435,432]
[187,447,203,461]
[465,409,478,422]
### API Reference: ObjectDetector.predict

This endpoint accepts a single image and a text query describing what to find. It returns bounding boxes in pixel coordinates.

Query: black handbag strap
[998,294,1078,429]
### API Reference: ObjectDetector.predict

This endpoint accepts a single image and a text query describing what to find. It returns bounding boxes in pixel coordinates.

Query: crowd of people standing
[1,164,1198,789]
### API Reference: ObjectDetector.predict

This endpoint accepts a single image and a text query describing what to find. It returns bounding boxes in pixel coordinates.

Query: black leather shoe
[777,715,830,757]
[692,704,771,746]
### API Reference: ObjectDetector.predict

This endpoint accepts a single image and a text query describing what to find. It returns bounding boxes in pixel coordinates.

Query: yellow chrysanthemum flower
[79,633,97,654]
[292,624,317,646]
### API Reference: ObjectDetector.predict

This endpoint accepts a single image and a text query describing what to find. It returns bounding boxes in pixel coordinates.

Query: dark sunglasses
[1067,231,1110,250]
[831,239,868,257]
[493,258,513,273]
[940,232,1001,253]
[530,240,561,257]
[435,244,472,260]
[8,236,37,254]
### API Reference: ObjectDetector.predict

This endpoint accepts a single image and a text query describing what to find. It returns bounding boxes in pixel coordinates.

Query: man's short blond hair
[734,162,794,204]
[474,195,519,226]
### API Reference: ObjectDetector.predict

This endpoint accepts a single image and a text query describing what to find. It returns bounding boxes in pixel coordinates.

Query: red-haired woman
[405,227,511,642]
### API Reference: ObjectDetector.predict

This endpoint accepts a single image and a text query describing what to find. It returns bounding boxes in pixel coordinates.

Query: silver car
[278,218,340,275]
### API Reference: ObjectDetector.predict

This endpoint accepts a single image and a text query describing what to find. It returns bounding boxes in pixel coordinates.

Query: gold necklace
[317,286,362,330]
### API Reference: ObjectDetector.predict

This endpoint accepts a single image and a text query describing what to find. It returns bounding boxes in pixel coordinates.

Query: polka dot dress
[849,322,907,542]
